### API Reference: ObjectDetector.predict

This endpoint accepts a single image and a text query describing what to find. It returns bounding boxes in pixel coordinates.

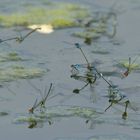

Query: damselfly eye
[75,43,80,48]
[122,112,127,120]
[109,99,112,102]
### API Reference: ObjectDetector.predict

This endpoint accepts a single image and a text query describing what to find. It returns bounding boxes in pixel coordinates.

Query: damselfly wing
[114,56,140,78]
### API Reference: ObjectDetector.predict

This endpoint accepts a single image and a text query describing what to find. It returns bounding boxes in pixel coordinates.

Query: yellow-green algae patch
[0,65,47,82]
[72,22,114,39]
[13,105,100,124]
[0,2,90,28]
[72,30,101,39]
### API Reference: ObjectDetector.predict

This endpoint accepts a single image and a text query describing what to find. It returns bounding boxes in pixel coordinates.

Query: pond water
[0,0,140,140]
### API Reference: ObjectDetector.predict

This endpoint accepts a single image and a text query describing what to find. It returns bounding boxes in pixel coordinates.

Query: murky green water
[0,0,140,140]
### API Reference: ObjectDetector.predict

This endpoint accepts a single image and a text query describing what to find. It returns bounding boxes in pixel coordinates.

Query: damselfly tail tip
[28,108,34,114]
[48,120,52,125]
[73,89,80,94]
[122,112,127,120]
[121,71,129,79]
[71,64,74,67]
[28,121,37,129]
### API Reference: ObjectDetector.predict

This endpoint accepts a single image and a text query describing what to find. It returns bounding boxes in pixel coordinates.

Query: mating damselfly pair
[66,42,140,119]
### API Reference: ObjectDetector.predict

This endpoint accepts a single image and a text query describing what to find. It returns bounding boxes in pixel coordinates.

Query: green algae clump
[0,2,89,29]
[0,65,47,82]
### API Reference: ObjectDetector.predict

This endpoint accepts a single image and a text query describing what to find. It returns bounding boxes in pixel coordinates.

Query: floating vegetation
[72,11,117,45]
[0,52,23,62]
[13,105,99,126]
[0,2,89,28]
[72,30,101,41]
[45,105,99,119]
[0,65,47,82]
[13,114,46,124]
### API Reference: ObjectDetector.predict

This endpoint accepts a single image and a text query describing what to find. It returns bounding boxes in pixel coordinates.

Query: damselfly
[67,43,101,93]
[92,70,139,119]
[0,37,19,43]
[71,65,97,93]
[104,84,139,119]
[16,27,41,43]
[28,83,52,114]
[0,28,41,44]
[121,56,139,78]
